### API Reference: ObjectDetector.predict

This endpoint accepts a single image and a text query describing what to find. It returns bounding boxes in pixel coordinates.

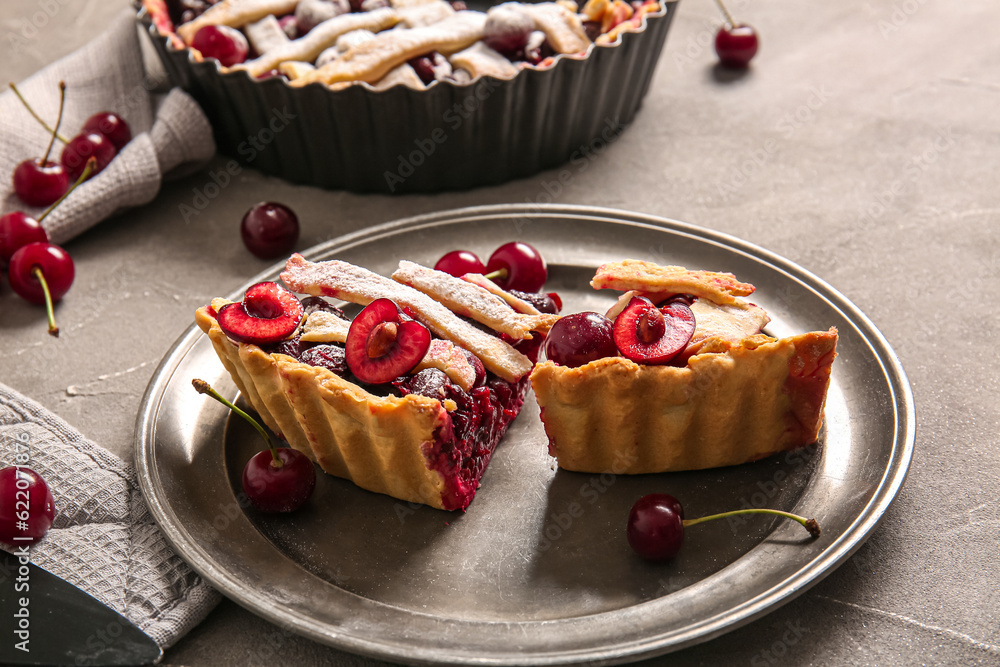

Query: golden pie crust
[531,330,838,473]
[196,307,453,508]
[531,262,839,474]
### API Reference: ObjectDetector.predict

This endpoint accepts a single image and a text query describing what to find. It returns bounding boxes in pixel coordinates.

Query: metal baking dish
[136,1,678,192]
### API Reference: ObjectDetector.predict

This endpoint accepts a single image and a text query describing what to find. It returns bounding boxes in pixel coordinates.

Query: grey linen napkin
[0,381,221,650]
[0,8,215,244]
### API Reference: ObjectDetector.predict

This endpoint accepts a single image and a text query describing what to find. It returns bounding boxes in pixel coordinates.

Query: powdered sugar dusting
[281,255,532,381]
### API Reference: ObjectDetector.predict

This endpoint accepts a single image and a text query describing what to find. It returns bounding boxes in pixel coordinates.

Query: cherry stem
[38,157,95,223]
[40,81,66,164]
[713,0,738,27]
[32,266,59,338]
[8,82,70,144]
[483,268,507,282]
[192,378,284,467]
[683,509,821,538]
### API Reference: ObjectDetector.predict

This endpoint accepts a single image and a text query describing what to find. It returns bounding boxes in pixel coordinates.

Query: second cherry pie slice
[530,261,838,474]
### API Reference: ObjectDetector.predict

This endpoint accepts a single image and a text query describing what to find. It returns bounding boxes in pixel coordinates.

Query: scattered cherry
[242,448,317,513]
[0,466,56,545]
[485,241,547,293]
[345,298,431,384]
[61,132,115,182]
[612,296,696,365]
[543,312,618,367]
[627,493,820,562]
[193,379,316,513]
[13,94,67,206]
[8,242,75,336]
[434,249,485,277]
[217,281,304,345]
[191,25,249,66]
[13,161,68,208]
[3,158,93,337]
[0,212,48,265]
[713,0,758,67]
[11,81,69,207]
[240,202,300,260]
[82,112,132,151]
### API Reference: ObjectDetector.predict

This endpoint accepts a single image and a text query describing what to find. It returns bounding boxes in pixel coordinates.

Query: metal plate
[135,205,914,665]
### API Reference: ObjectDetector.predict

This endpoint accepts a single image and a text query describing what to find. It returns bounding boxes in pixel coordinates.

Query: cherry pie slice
[530,261,838,474]
[196,255,554,510]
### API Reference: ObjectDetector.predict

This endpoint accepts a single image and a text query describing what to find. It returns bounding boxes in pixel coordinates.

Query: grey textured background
[2,0,999,665]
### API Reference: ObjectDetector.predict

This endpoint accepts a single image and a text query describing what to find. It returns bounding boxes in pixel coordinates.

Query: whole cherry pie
[143,0,661,88]
[196,254,559,510]
[529,260,839,474]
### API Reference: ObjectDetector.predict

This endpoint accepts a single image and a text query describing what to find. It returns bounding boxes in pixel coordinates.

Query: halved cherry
[346,298,431,384]
[613,296,696,364]
[217,281,304,345]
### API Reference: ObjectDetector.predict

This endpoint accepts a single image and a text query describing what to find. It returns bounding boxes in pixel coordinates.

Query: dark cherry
[8,242,74,306]
[483,3,534,58]
[60,132,116,181]
[627,493,821,562]
[300,344,348,377]
[13,160,69,208]
[508,289,561,314]
[543,312,617,367]
[193,379,316,513]
[243,447,317,513]
[81,112,132,151]
[613,296,696,365]
[582,20,602,42]
[191,25,249,67]
[217,281,304,344]
[715,24,758,67]
[11,80,69,207]
[0,467,56,545]
[240,202,300,260]
[345,298,431,384]
[301,295,346,319]
[627,493,685,561]
[0,212,48,265]
[434,249,486,277]
[408,54,437,85]
[486,241,547,293]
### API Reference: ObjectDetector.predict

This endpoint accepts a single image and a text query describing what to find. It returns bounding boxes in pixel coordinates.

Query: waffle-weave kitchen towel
[0,8,215,244]
[0,381,221,650]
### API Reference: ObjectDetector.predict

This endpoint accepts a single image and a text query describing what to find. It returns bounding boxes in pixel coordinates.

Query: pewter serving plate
[136,205,914,665]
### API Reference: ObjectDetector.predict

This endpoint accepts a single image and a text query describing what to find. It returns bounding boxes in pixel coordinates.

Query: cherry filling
[253,296,542,511]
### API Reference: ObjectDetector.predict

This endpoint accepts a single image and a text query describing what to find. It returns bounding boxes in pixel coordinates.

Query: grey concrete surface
[2,0,999,665]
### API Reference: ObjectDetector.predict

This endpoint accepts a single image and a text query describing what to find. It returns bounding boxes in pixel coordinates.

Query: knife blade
[0,549,163,666]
